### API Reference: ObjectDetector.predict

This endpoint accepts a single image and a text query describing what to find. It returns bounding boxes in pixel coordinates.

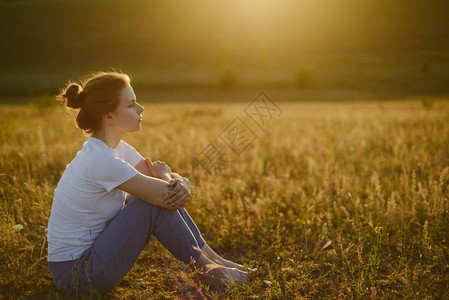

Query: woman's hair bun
[59,83,84,109]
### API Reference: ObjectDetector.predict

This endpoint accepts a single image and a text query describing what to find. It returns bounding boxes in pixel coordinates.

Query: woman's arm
[125,159,159,203]
[134,158,188,187]
[134,159,153,177]
[118,173,178,210]
[129,158,190,208]
[134,158,173,182]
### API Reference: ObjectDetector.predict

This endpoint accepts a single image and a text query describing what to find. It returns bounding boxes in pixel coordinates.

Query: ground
[0,99,448,299]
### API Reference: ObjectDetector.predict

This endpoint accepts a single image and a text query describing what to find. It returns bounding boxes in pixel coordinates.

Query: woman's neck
[92,129,123,149]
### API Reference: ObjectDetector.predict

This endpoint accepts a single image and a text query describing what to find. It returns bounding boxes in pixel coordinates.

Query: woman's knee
[123,197,162,217]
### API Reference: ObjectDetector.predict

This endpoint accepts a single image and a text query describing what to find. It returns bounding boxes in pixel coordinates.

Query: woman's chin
[126,126,141,133]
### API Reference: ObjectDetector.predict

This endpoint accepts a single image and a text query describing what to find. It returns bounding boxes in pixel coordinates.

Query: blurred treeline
[1,0,449,100]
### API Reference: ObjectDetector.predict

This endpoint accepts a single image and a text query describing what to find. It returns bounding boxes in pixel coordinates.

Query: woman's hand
[163,178,190,209]
[144,157,171,181]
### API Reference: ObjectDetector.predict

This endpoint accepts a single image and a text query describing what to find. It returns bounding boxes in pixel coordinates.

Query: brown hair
[57,72,130,133]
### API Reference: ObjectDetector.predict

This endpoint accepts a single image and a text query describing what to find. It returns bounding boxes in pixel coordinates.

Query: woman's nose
[138,104,144,113]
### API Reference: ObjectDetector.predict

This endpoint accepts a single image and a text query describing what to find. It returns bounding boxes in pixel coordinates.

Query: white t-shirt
[47,137,143,262]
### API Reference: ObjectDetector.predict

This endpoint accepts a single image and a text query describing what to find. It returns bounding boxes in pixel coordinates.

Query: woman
[47,71,256,294]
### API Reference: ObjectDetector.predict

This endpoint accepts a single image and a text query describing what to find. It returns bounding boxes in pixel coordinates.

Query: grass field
[1,99,448,298]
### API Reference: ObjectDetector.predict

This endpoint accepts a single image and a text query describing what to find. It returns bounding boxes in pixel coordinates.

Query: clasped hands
[144,157,190,209]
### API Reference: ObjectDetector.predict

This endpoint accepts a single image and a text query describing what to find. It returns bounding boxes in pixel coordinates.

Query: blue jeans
[48,197,206,294]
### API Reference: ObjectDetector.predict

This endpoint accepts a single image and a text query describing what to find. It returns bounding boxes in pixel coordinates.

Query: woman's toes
[249,267,258,274]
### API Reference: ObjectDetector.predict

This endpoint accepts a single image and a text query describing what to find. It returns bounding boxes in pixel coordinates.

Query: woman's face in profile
[111,85,144,133]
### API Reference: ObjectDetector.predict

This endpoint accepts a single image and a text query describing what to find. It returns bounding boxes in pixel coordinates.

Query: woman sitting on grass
[46,71,257,294]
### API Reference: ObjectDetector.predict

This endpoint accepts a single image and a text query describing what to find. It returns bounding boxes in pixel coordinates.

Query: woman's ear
[103,112,115,125]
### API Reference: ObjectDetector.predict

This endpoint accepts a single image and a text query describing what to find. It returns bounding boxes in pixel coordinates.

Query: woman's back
[47,137,142,261]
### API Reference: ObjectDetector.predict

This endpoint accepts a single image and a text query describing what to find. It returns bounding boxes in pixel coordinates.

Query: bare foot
[200,244,258,275]
[200,264,249,286]
[215,259,258,275]
[192,254,249,287]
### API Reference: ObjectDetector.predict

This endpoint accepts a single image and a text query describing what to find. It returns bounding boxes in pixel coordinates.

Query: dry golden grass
[0,99,448,298]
